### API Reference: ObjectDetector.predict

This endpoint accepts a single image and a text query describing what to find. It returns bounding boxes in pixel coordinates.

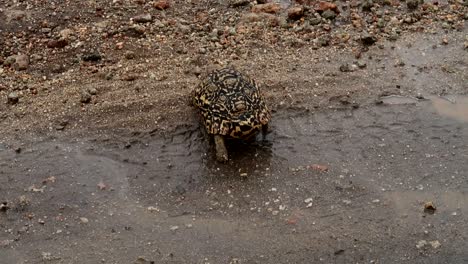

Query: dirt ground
[1,0,468,263]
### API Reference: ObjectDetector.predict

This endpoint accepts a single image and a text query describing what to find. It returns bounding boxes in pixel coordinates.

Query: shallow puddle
[430,95,468,123]
[1,96,468,263]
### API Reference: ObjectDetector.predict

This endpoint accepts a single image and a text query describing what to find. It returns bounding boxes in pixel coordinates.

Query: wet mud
[1,96,468,263]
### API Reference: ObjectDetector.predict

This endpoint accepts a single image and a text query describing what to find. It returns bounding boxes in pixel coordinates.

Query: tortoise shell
[192,68,270,140]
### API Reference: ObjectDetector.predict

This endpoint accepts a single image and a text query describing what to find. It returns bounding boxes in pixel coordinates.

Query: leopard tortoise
[192,67,271,162]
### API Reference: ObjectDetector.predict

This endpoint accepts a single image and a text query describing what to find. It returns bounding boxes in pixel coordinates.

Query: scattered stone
[230,0,250,7]
[7,92,19,104]
[147,206,159,212]
[55,120,69,131]
[170,225,179,231]
[88,87,98,95]
[82,52,102,62]
[309,17,322,25]
[13,54,30,70]
[0,239,13,247]
[310,164,329,172]
[79,217,89,224]
[361,32,377,45]
[416,240,427,249]
[361,0,374,11]
[133,14,153,23]
[18,195,30,207]
[342,199,352,205]
[3,55,17,67]
[122,74,138,81]
[59,28,74,39]
[424,201,436,214]
[47,38,68,49]
[252,3,281,14]
[357,61,367,68]
[288,7,304,20]
[441,37,448,45]
[154,0,171,10]
[406,0,422,10]
[321,10,337,20]
[135,256,154,264]
[317,35,330,46]
[0,202,9,211]
[429,240,441,249]
[41,252,61,261]
[80,91,92,104]
[97,181,107,190]
[416,240,441,249]
[124,25,146,38]
[315,1,338,13]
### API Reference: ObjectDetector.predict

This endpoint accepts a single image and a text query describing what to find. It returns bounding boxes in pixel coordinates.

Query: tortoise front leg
[261,124,269,140]
[214,135,228,162]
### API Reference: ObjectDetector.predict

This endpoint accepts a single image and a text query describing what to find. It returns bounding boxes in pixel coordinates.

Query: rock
[406,0,421,10]
[321,10,337,20]
[178,24,191,34]
[416,240,441,249]
[55,120,68,131]
[357,61,367,68]
[315,1,338,13]
[133,14,153,23]
[80,91,92,103]
[317,35,330,46]
[3,56,17,67]
[230,0,250,7]
[59,28,74,39]
[0,239,13,247]
[424,201,436,214]
[88,88,98,95]
[18,195,30,207]
[125,51,136,60]
[310,164,329,172]
[252,3,281,14]
[288,7,304,20]
[41,252,59,261]
[47,38,68,49]
[429,240,441,249]
[82,52,102,62]
[154,0,171,10]
[309,17,322,25]
[361,0,373,11]
[361,32,377,45]
[340,63,358,72]
[79,217,89,224]
[14,54,29,70]
[7,92,19,104]
[123,25,146,38]
[0,202,9,211]
[122,74,138,81]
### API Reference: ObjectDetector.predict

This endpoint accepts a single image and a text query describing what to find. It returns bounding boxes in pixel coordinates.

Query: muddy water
[1,97,468,263]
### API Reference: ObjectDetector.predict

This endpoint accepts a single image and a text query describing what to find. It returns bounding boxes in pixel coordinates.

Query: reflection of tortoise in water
[192,68,271,162]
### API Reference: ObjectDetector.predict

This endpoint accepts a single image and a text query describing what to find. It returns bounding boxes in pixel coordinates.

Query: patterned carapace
[192,68,270,140]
